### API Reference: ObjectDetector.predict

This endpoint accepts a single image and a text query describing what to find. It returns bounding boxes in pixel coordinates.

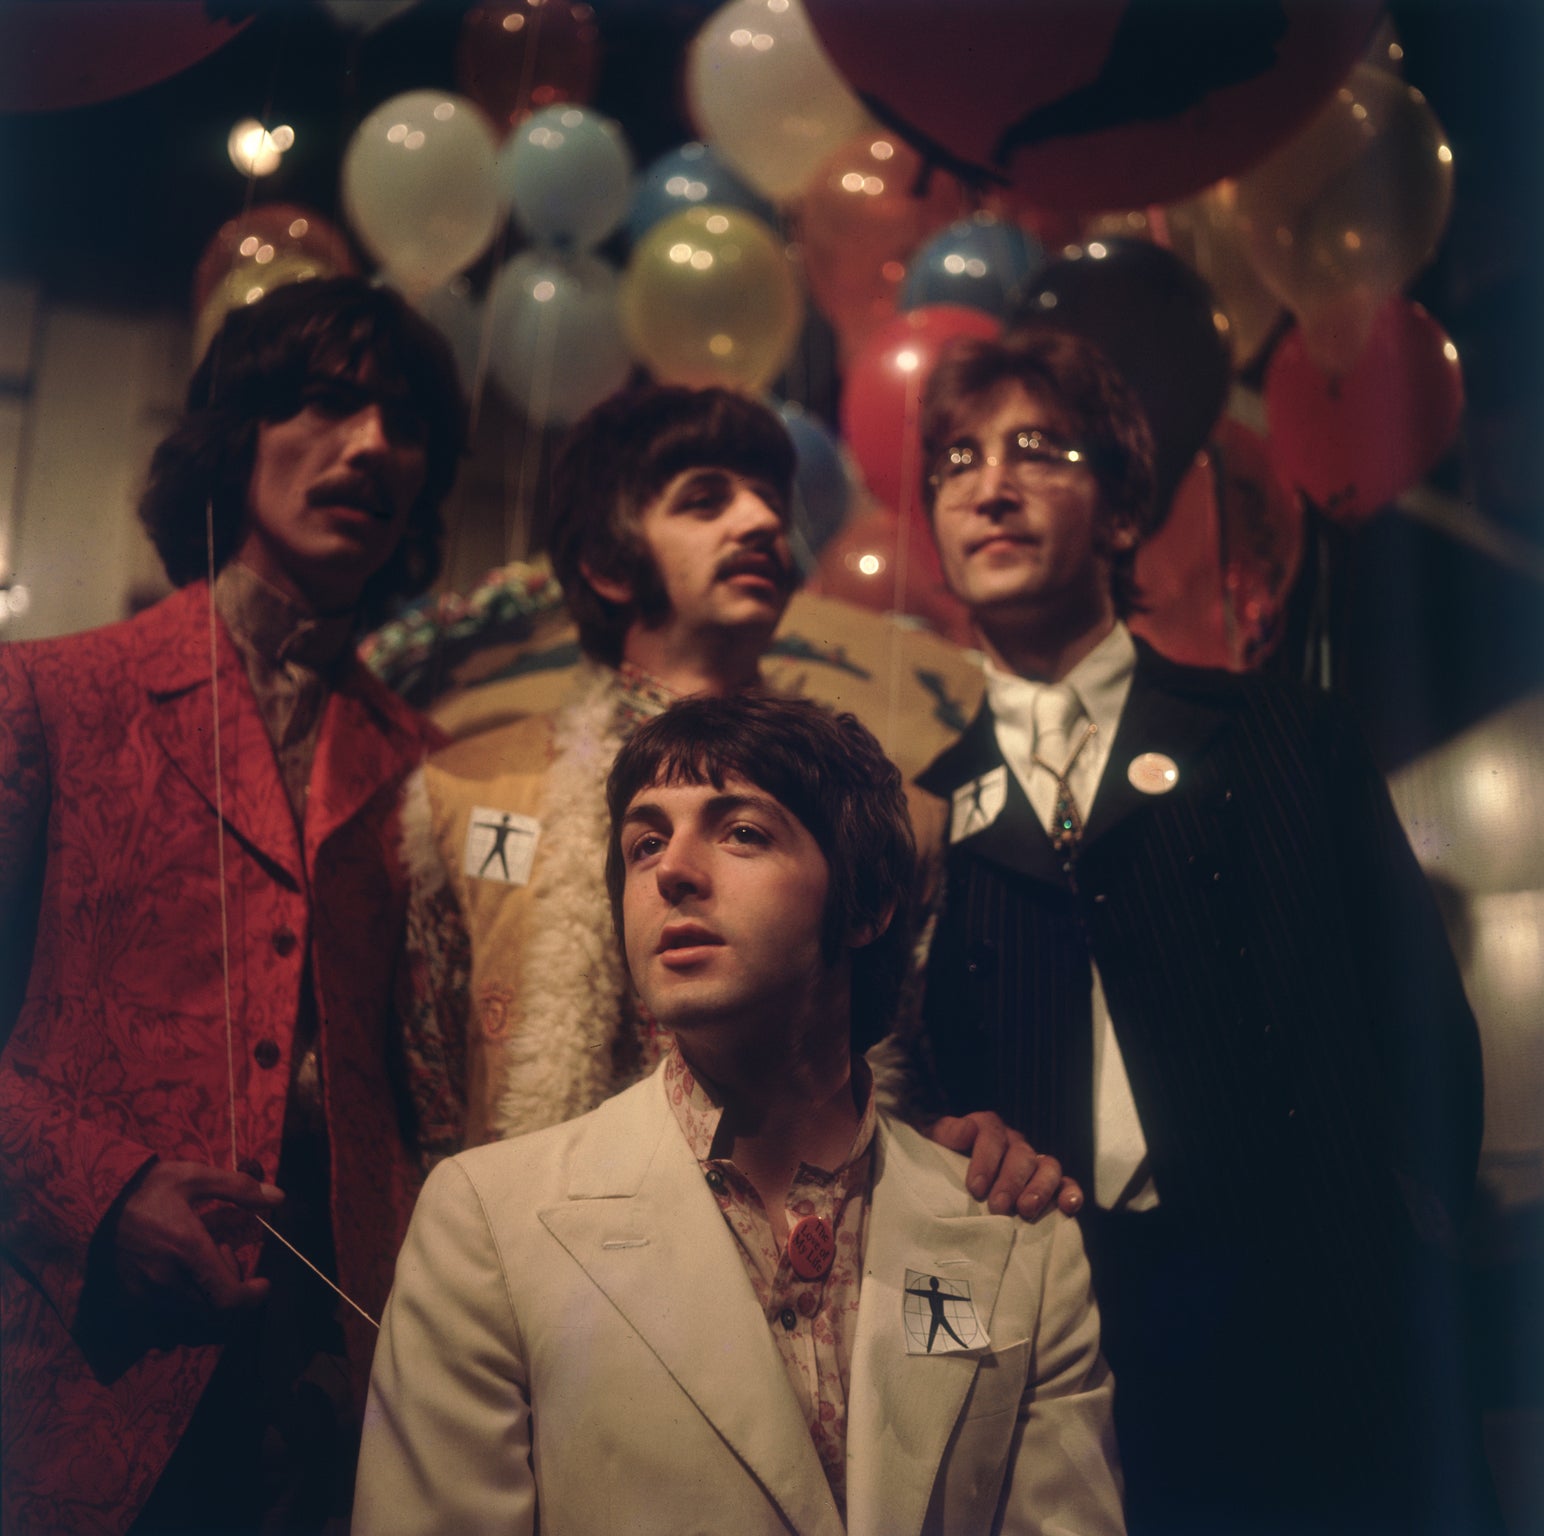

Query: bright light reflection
[690,250,714,270]
[6,584,30,615]
[668,243,693,263]
[896,349,920,373]
[705,213,730,234]
[857,553,882,576]
[434,102,456,122]
[533,280,556,301]
[709,334,733,355]
[869,139,894,161]
[228,119,285,176]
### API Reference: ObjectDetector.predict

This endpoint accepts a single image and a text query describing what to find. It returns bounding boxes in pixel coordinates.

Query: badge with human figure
[903,1269,989,1355]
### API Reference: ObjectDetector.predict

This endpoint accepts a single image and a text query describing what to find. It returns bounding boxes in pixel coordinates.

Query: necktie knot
[1031,683,1085,774]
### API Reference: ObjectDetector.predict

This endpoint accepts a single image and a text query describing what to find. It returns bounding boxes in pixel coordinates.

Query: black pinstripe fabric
[916,641,1493,1535]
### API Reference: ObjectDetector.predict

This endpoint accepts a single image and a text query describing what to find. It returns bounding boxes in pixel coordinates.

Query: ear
[846,898,897,951]
[579,558,633,607]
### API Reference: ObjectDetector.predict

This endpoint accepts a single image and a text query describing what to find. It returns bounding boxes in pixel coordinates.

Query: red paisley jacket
[0,582,440,1536]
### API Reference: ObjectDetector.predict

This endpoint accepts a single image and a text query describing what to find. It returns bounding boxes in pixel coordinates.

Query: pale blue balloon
[898,214,1047,319]
[498,105,634,251]
[627,142,776,248]
[488,252,633,426]
[775,401,853,569]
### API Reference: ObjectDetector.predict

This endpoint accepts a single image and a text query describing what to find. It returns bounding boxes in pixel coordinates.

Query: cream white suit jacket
[354,1066,1123,1536]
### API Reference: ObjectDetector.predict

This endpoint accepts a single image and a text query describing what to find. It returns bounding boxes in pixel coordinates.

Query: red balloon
[456,0,601,136]
[1264,299,1464,523]
[802,0,1381,211]
[192,205,356,316]
[840,305,1001,516]
[0,3,249,113]
[1130,419,1302,671]
[810,506,974,647]
[798,133,967,357]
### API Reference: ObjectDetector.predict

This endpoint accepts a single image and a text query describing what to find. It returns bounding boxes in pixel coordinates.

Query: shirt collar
[214,561,355,675]
[662,1044,878,1174]
[983,621,1136,747]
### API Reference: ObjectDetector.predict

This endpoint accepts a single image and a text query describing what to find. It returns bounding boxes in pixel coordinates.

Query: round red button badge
[787,1215,835,1279]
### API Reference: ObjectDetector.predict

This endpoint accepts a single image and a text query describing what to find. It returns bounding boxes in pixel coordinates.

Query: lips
[967,530,1040,557]
[657,923,725,969]
[658,923,723,953]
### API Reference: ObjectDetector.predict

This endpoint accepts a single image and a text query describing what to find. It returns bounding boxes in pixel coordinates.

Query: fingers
[175,1163,285,1210]
[1056,1174,1085,1216]
[114,1160,280,1320]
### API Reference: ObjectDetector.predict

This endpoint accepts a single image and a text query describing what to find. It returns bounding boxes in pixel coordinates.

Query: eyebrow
[620,789,796,835]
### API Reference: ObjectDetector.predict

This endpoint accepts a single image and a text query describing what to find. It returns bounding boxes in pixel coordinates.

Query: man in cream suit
[355,694,1122,1536]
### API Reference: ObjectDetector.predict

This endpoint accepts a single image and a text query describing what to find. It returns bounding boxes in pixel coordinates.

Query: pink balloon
[839,305,1001,516]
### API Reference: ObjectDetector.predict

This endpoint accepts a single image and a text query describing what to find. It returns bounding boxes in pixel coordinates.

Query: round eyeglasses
[930,429,1091,505]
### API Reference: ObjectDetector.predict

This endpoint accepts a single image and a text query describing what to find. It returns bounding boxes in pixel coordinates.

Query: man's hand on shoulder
[927,1113,1085,1221]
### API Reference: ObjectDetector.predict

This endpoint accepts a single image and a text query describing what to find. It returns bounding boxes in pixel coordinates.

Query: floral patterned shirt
[662,1046,876,1517]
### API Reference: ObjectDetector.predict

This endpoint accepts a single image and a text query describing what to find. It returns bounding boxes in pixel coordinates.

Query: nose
[973,453,1018,511]
[728,483,786,541]
[655,833,711,905]
[342,403,392,460]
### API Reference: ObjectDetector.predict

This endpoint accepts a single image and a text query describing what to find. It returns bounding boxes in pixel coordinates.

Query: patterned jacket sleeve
[0,645,159,1334]
[0,644,48,1043]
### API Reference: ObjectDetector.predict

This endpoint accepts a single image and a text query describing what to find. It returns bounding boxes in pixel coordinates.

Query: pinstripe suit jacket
[916,641,1481,1257]
[914,642,1489,1534]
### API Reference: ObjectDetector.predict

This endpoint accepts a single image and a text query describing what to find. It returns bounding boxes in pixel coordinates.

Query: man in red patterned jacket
[0,278,466,1535]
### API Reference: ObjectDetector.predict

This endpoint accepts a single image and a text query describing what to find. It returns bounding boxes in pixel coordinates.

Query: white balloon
[488,252,633,427]
[342,91,501,298]
[686,0,869,203]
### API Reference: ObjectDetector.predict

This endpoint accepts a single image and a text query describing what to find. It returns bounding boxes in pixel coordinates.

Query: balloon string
[884,373,924,755]
[206,505,241,1178]
[256,1215,380,1330]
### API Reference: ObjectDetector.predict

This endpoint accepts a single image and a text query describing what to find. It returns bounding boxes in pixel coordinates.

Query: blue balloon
[897,214,1047,319]
[627,142,776,249]
[498,105,634,251]
[775,401,853,569]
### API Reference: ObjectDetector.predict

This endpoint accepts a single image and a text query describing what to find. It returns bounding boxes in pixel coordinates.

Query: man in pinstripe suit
[909,329,1495,1534]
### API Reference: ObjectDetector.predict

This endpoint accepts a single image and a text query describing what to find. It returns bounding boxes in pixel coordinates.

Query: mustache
[306,469,395,521]
[714,540,797,591]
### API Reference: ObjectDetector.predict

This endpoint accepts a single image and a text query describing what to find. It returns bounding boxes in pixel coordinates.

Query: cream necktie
[1031,683,1093,851]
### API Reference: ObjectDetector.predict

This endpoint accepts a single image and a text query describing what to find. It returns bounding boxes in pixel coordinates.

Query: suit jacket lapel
[846,1121,1016,1536]
[137,583,303,886]
[305,662,421,866]
[538,1079,844,1536]
[1084,642,1230,846]
[918,701,1066,887]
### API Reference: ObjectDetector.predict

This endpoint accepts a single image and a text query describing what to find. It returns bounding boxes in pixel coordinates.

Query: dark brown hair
[547,385,797,665]
[138,276,467,623]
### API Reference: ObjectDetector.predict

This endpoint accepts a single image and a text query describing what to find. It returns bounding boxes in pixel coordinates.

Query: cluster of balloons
[188,0,1468,675]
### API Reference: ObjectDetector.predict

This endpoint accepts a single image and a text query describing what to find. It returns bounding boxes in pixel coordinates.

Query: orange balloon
[192,204,354,316]
[797,133,966,356]
[456,0,601,136]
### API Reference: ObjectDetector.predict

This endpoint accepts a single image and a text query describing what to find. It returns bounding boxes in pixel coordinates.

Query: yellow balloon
[194,253,338,360]
[1163,185,1285,369]
[619,205,803,392]
[1233,64,1454,316]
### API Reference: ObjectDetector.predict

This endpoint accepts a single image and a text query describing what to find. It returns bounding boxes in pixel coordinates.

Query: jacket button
[238,1157,265,1181]
[779,1308,798,1331]
[253,1039,281,1070]
[704,1168,726,1194]
[272,927,298,957]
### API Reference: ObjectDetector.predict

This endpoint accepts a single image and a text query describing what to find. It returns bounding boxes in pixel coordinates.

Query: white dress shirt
[984,622,1158,1211]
